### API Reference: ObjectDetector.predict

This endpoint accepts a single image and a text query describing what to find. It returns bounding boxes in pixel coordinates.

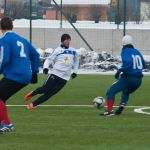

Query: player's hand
[43,68,49,74]
[114,71,120,79]
[71,73,77,79]
[31,74,38,84]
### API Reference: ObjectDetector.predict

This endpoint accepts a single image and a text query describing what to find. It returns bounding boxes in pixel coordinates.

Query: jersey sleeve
[0,43,11,74]
[72,50,79,74]
[43,48,58,69]
[118,50,132,73]
[29,42,40,74]
[139,53,146,69]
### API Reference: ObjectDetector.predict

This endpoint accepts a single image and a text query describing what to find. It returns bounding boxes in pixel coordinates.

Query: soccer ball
[93,96,105,109]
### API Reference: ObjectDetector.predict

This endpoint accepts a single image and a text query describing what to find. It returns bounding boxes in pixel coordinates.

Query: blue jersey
[119,47,145,77]
[0,32,40,84]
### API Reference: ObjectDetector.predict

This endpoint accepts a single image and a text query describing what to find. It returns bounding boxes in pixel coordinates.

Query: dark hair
[123,44,134,50]
[0,16,13,30]
[61,34,71,42]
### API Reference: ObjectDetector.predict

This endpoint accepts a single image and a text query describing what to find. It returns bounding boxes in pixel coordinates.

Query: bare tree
[90,6,102,23]
[5,1,23,19]
[144,2,150,21]
[65,6,79,23]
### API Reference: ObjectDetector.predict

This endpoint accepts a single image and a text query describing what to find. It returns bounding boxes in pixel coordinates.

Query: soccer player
[0,16,40,133]
[24,34,79,109]
[101,35,145,116]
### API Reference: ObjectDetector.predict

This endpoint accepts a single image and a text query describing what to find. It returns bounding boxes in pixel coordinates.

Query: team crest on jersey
[64,56,71,64]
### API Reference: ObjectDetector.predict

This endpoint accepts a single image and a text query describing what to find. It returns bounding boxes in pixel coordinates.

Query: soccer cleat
[0,123,14,134]
[100,110,114,116]
[27,103,35,110]
[24,91,33,101]
[115,106,125,115]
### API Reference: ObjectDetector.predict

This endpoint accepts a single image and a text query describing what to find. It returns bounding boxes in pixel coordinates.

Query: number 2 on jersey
[132,55,143,69]
[17,41,26,58]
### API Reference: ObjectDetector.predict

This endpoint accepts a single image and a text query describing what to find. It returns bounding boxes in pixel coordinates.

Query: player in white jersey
[24,34,79,109]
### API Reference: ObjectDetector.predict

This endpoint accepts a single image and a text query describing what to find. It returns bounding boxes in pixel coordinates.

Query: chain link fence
[0,0,150,54]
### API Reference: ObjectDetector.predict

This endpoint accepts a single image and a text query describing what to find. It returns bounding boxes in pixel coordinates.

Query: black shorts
[0,78,26,102]
[32,74,67,106]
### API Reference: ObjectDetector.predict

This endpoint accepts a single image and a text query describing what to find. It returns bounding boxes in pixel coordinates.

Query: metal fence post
[4,0,7,15]
[123,0,126,36]
[117,0,120,29]
[60,0,62,28]
[53,0,94,51]
[30,0,32,43]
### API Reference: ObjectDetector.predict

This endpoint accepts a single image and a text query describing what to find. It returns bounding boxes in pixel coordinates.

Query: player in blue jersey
[101,35,145,116]
[0,16,40,133]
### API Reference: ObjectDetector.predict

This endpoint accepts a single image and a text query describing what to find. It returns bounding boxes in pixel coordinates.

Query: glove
[31,74,38,84]
[71,73,77,79]
[114,71,120,79]
[43,68,49,74]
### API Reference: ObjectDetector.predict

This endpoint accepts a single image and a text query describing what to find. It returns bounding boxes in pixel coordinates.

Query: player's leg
[0,78,26,133]
[101,77,127,116]
[115,90,129,115]
[106,78,127,111]
[25,74,57,100]
[128,77,142,94]
[115,76,142,115]
[27,76,67,108]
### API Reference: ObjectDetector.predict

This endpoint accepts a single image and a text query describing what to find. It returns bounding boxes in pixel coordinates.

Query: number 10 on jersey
[132,55,143,69]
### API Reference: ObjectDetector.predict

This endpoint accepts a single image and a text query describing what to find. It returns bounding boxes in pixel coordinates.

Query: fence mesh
[0,0,150,54]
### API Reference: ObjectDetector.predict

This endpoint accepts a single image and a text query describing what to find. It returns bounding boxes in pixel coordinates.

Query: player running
[24,34,79,109]
[101,35,145,116]
[0,16,40,133]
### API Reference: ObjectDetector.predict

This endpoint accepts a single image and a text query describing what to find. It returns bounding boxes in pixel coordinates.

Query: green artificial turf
[0,74,150,150]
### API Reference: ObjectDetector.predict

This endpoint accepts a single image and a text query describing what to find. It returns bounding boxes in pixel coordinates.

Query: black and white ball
[93,96,105,109]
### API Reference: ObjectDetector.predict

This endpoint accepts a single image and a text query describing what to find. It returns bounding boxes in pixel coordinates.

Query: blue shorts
[106,75,142,105]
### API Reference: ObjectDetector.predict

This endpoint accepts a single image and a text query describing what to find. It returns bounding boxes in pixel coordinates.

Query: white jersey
[43,46,79,81]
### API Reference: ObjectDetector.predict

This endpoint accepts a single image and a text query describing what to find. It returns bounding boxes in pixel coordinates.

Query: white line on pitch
[134,107,150,115]
[6,105,150,108]
[7,105,92,107]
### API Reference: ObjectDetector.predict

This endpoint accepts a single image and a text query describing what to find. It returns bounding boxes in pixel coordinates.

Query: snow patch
[37,47,150,73]
[13,19,150,29]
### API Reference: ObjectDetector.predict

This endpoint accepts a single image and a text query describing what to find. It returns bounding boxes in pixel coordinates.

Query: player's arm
[71,51,79,79]
[0,44,11,74]
[29,43,40,83]
[29,43,40,74]
[43,49,58,74]
[118,51,132,73]
[140,53,146,69]
[115,51,132,79]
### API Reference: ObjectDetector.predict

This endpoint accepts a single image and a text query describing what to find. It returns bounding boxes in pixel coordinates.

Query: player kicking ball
[101,35,145,116]
[0,16,40,133]
[24,34,79,109]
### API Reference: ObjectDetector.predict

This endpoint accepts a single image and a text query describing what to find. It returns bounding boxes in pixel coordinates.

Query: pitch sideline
[6,105,150,115]
[6,104,149,108]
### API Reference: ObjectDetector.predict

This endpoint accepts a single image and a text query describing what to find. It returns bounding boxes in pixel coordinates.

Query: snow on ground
[78,70,150,75]
[11,19,150,74]
[143,55,150,62]
[52,0,111,5]
[13,19,150,30]
[37,47,150,74]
